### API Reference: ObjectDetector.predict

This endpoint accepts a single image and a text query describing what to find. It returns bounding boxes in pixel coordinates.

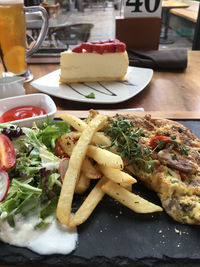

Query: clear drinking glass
[0,0,48,82]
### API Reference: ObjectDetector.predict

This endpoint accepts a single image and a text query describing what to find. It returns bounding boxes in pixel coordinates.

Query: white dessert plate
[0,93,57,128]
[30,66,153,104]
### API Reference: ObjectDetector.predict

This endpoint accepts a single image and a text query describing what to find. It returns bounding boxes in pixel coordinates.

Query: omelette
[105,114,200,225]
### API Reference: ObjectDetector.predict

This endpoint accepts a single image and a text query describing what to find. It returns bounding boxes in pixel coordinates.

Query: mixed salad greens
[0,120,70,228]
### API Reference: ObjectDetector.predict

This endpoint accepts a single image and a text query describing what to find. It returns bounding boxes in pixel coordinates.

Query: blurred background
[25,0,200,54]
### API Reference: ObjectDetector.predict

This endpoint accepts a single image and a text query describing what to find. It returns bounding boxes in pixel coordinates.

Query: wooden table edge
[55,110,200,120]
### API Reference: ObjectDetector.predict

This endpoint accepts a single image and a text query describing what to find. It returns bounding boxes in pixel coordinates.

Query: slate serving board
[1,120,200,267]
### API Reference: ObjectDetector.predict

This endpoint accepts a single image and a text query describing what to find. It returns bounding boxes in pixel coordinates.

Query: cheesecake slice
[60,39,129,83]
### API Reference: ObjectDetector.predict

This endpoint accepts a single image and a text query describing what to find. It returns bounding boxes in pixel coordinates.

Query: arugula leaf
[37,121,70,151]
[12,179,42,194]
[22,127,45,148]
[47,173,61,190]
[0,194,21,215]
[39,197,58,220]
[14,194,41,217]
[39,147,60,170]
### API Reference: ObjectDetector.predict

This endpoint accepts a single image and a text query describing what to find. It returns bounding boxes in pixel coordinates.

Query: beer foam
[0,0,23,3]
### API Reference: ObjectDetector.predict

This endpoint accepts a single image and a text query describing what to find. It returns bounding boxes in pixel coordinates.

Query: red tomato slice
[55,139,64,157]
[55,138,70,158]
[0,134,16,170]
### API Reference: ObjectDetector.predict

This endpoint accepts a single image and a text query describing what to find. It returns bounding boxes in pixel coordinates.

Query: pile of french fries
[56,112,163,227]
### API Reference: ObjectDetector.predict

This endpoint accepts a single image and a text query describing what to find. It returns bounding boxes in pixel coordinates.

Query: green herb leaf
[104,116,153,171]
[86,92,95,99]
[38,121,70,151]
[181,145,190,155]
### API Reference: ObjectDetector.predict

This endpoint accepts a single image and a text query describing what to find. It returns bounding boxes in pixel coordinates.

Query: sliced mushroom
[157,149,197,173]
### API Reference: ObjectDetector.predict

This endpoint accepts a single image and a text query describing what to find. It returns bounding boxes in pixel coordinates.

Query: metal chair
[53,23,94,46]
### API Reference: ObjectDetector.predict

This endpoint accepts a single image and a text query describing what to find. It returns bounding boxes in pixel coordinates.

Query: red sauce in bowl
[0,106,46,123]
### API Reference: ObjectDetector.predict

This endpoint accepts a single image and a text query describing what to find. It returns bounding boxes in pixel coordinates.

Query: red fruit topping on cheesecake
[72,39,126,54]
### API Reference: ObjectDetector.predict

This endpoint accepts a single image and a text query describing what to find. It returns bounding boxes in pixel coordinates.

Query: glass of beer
[0,0,48,82]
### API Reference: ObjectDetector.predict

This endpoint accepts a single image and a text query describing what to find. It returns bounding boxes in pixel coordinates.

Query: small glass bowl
[0,77,25,99]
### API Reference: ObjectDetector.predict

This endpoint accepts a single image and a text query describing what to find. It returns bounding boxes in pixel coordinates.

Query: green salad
[0,120,70,228]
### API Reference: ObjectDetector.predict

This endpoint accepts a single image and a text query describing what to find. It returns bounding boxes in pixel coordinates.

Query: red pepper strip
[149,136,172,149]
[179,171,187,181]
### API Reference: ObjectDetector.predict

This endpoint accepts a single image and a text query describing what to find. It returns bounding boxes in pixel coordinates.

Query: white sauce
[0,214,78,255]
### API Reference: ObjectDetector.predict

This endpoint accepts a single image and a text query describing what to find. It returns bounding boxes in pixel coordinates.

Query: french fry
[60,113,112,147]
[87,145,124,170]
[60,131,112,156]
[69,177,107,226]
[101,181,163,213]
[92,132,112,147]
[59,113,86,132]
[56,114,107,225]
[82,157,101,179]
[75,172,91,194]
[59,136,101,179]
[59,135,101,179]
[120,183,132,192]
[99,165,137,185]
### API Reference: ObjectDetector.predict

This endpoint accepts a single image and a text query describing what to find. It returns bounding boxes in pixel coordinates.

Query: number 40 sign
[124,0,162,18]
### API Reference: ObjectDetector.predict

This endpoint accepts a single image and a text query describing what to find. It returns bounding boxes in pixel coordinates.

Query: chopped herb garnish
[145,160,155,172]
[104,116,154,172]
[180,145,190,155]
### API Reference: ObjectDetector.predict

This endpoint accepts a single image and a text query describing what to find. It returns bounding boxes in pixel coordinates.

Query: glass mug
[0,0,48,82]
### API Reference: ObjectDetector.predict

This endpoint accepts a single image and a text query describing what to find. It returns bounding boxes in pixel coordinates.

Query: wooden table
[170,8,198,24]
[161,0,189,43]
[1,51,200,119]
[162,0,189,9]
